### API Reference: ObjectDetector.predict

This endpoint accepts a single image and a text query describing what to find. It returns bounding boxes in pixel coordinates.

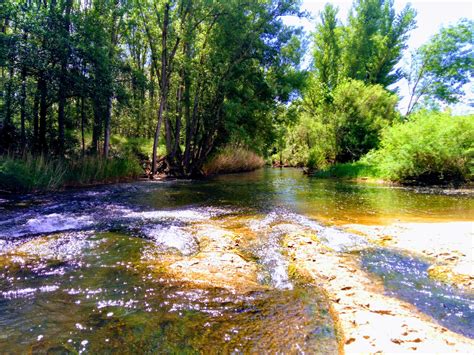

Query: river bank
[286,235,474,353]
[345,221,473,290]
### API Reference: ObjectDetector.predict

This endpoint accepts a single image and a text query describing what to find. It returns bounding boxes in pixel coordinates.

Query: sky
[281,0,473,114]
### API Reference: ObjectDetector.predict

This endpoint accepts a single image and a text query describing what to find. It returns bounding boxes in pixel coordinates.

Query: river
[0,168,472,353]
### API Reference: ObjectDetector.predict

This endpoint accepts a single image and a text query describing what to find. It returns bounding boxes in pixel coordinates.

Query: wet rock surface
[283,229,474,353]
[346,222,474,290]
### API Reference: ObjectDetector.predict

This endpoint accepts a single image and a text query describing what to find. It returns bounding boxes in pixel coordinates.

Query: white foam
[125,210,209,222]
[23,214,93,235]
[2,214,94,238]
[144,225,198,255]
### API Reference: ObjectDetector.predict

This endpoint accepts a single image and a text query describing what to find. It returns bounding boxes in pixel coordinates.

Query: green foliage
[1,0,305,176]
[369,112,474,184]
[283,79,398,168]
[342,0,416,87]
[313,161,381,179]
[0,154,142,193]
[0,154,66,193]
[273,112,333,168]
[312,4,341,93]
[405,19,474,114]
[331,80,399,162]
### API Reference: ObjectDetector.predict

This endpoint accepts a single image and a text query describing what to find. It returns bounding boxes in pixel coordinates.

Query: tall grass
[203,147,265,175]
[0,154,66,192]
[66,155,142,186]
[0,154,142,193]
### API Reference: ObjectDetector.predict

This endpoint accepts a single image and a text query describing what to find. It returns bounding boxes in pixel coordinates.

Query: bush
[278,79,399,169]
[369,111,473,184]
[331,80,399,162]
[276,114,336,169]
[314,161,381,179]
[203,146,265,175]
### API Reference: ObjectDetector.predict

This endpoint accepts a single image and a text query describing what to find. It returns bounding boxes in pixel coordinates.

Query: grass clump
[0,154,142,193]
[203,146,264,175]
[370,111,473,184]
[65,155,142,187]
[313,161,381,180]
[0,154,66,193]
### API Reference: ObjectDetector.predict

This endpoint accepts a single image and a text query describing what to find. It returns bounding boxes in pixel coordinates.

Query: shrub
[331,80,399,162]
[277,113,336,169]
[369,111,473,184]
[314,161,381,179]
[203,146,265,175]
[278,79,398,169]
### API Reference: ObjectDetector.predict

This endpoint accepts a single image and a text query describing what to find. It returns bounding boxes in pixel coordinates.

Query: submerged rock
[143,224,263,293]
[143,225,198,256]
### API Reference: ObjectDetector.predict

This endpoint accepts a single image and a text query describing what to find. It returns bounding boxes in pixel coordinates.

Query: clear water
[0,168,473,352]
[361,249,474,338]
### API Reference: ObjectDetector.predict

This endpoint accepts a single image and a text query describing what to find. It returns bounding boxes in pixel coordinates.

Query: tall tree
[404,19,473,115]
[342,0,416,87]
[312,4,341,93]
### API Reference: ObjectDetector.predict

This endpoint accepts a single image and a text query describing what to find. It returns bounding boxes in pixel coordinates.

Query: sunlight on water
[0,168,472,352]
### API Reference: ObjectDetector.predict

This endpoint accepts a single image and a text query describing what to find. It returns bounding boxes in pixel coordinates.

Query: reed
[203,147,265,175]
[0,154,142,193]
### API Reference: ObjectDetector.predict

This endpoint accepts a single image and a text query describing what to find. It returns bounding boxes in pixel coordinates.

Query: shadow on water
[360,249,474,338]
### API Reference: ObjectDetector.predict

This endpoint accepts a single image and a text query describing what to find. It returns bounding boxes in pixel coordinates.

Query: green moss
[287,263,314,285]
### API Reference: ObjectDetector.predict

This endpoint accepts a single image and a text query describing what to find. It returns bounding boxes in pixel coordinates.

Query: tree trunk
[4,65,14,127]
[92,99,102,154]
[32,79,40,153]
[151,2,170,176]
[103,0,119,159]
[103,95,112,158]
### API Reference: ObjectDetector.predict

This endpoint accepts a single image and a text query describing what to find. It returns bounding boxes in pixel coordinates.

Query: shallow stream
[0,168,472,352]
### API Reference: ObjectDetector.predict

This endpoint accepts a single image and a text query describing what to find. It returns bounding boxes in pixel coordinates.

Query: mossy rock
[428,264,474,290]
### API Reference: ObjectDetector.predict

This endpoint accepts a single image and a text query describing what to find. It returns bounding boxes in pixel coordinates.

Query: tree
[0,0,304,179]
[312,4,341,94]
[342,0,416,88]
[404,19,474,115]
[331,79,399,162]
